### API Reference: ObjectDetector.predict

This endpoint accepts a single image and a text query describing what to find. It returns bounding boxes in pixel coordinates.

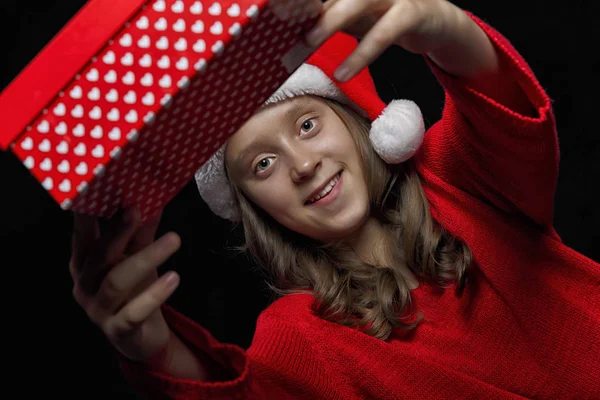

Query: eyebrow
[234,97,315,167]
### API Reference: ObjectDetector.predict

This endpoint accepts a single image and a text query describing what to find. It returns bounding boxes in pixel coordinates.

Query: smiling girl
[69,1,600,398]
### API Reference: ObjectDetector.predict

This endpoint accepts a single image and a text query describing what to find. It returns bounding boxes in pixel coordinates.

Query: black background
[1,0,598,398]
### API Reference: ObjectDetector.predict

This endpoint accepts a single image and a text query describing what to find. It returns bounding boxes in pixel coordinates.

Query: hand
[69,207,182,366]
[303,0,465,81]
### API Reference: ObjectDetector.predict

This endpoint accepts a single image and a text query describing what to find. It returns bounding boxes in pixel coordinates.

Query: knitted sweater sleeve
[114,302,352,399]
[416,11,560,231]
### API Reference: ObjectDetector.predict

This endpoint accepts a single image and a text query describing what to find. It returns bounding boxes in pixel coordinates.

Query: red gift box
[0,0,319,222]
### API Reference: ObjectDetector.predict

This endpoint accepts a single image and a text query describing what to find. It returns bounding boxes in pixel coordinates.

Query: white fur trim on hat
[194,146,241,221]
[263,63,368,118]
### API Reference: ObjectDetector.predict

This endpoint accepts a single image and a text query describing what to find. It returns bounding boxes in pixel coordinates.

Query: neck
[347,215,420,290]
[346,216,390,264]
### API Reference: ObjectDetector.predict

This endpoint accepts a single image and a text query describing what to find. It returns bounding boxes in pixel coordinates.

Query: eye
[255,156,274,173]
[300,118,316,135]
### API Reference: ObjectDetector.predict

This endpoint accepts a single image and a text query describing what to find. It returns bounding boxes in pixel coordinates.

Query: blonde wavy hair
[227,95,473,340]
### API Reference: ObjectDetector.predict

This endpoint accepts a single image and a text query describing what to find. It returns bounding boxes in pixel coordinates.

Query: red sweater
[117,13,600,399]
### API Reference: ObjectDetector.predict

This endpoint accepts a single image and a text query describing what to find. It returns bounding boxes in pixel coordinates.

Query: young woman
[69,0,600,398]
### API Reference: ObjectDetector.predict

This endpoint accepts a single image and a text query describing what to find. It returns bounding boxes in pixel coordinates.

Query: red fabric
[116,12,600,399]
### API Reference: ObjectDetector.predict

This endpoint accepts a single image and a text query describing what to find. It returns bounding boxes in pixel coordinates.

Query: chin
[306,201,370,243]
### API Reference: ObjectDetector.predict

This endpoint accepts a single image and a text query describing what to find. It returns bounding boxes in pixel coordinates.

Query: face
[225,95,370,242]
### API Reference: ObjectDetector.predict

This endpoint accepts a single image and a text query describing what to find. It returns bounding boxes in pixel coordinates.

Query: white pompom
[369,99,426,164]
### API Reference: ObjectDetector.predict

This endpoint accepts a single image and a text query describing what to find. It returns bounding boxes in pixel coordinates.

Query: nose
[289,147,321,183]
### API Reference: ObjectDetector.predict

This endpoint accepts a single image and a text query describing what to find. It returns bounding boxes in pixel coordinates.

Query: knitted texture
[117,12,600,399]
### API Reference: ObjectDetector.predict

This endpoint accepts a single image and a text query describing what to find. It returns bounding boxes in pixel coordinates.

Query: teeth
[308,172,340,204]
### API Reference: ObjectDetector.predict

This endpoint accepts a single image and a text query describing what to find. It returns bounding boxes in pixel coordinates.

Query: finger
[125,209,163,255]
[77,207,141,295]
[70,213,100,279]
[323,0,342,13]
[334,4,412,82]
[104,270,180,339]
[95,232,181,314]
[304,0,372,48]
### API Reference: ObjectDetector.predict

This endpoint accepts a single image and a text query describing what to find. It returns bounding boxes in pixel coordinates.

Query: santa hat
[194,32,425,221]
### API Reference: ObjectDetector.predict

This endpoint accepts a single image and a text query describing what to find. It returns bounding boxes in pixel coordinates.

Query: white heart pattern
[37,120,50,133]
[56,141,69,154]
[72,104,84,118]
[16,0,310,219]
[159,74,172,88]
[88,87,100,101]
[57,160,70,173]
[40,158,52,171]
[24,156,35,169]
[193,39,206,53]
[192,21,204,33]
[210,21,223,35]
[155,17,167,31]
[139,54,152,67]
[142,92,155,106]
[227,4,240,17]
[42,177,53,190]
[122,71,135,85]
[124,90,137,104]
[171,0,184,13]
[173,18,186,32]
[70,86,82,99]
[39,139,51,152]
[91,126,103,139]
[194,59,207,71]
[153,0,166,12]
[107,108,120,121]
[119,33,133,47]
[176,57,189,71]
[156,36,169,50]
[73,124,85,137]
[92,144,105,158]
[89,106,102,120]
[211,40,224,55]
[59,179,71,193]
[53,103,66,116]
[108,127,121,140]
[175,38,187,51]
[103,51,116,64]
[74,143,86,156]
[190,1,202,14]
[209,2,221,15]
[106,89,119,102]
[55,122,67,135]
[104,70,117,83]
[138,35,151,48]
[141,73,154,87]
[136,16,149,30]
[121,52,134,66]
[86,68,99,82]
[229,22,242,36]
[125,110,138,123]
[246,4,259,18]
[75,162,88,175]
[158,55,170,69]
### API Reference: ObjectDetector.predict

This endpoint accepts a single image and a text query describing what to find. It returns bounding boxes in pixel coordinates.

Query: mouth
[305,171,343,205]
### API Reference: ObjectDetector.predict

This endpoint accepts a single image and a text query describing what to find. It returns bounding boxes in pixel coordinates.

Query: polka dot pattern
[10,0,319,222]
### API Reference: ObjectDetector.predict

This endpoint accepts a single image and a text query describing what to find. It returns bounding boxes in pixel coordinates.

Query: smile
[306,171,342,206]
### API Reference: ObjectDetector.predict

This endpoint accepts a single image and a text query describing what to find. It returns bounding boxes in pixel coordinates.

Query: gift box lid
[0,0,146,150]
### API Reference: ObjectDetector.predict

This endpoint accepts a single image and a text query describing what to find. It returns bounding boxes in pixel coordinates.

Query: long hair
[228,95,473,340]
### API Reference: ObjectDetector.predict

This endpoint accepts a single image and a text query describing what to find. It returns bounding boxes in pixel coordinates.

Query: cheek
[246,181,295,216]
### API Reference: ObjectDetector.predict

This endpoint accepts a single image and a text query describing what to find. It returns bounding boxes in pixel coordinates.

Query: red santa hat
[194,32,425,221]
